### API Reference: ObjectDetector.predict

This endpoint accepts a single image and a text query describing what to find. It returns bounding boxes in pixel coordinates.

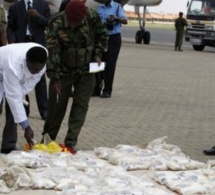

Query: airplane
[127,0,162,44]
[2,0,162,45]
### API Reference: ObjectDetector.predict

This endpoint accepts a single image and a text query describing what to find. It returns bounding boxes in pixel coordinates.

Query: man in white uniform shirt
[0,42,48,153]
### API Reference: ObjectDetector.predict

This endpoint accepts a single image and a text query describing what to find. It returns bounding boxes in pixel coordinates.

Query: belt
[25,35,35,40]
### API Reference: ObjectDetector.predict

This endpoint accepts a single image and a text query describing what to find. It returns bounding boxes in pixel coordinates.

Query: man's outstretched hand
[24,126,34,148]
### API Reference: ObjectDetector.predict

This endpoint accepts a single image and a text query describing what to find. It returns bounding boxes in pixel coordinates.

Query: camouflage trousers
[43,73,95,146]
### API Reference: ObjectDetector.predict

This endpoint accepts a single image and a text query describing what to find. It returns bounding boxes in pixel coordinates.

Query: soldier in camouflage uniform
[175,12,187,51]
[42,0,108,151]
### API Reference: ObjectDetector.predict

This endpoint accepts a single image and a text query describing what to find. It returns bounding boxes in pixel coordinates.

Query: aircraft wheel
[193,45,205,51]
[143,31,150,44]
[135,30,142,44]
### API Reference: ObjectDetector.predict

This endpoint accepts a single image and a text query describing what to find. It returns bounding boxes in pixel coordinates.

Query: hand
[24,126,34,148]
[109,15,119,22]
[27,9,40,17]
[53,81,61,94]
[95,56,101,66]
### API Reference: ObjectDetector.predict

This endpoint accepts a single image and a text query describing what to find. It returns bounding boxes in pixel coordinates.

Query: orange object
[59,144,76,154]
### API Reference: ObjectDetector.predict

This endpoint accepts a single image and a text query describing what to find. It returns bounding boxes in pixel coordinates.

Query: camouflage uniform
[0,6,6,45]
[175,17,188,51]
[43,9,108,147]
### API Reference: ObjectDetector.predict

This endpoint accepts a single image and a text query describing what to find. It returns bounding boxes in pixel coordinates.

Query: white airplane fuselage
[127,0,162,7]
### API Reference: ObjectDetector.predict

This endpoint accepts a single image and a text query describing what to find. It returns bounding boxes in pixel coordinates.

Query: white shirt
[0,42,47,124]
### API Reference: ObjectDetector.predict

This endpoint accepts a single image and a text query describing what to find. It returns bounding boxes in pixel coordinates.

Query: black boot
[178,47,183,51]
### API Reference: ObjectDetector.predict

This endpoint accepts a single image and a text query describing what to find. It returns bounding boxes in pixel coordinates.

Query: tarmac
[1,38,215,164]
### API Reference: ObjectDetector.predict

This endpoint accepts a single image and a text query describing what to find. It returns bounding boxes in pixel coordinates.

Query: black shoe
[203,146,215,155]
[100,92,111,98]
[1,147,19,154]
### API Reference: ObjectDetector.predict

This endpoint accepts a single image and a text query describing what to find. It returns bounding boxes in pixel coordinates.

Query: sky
[124,0,188,14]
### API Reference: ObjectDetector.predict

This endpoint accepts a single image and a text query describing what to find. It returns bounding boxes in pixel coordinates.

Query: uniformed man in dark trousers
[174,12,188,51]
[42,0,108,153]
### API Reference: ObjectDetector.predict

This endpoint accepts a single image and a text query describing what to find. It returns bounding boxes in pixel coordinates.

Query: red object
[65,0,87,22]
[59,144,76,154]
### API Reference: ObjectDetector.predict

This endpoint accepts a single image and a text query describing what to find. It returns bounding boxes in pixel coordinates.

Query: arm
[6,5,17,43]
[115,5,128,25]
[92,10,109,60]
[3,69,28,124]
[27,1,50,27]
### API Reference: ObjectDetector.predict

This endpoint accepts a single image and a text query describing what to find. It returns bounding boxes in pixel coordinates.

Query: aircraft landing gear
[135,30,151,44]
[134,5,151,45]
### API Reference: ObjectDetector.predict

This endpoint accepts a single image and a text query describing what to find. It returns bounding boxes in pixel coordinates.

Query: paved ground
[1,39,215,163]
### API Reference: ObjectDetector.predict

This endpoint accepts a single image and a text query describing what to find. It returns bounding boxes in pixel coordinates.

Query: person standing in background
[93,0,127,98]
[7,0,50,119]
[174,12,187,52]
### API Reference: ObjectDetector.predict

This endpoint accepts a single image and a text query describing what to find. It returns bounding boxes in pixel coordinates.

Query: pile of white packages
[0,136,215,194]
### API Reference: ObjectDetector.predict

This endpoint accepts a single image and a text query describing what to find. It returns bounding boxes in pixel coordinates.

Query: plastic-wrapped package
[0,180,11,193]
[55,179,88,191]
[0,166,32,189]
[149,158,168,171]
[31,178,56,189]
[12,173,31,189]
[141,186,174,195]
[100,187,143,195]
[99,176,132,188]
[150,169,215,194]
[138,149,158,157]
[135,175,155,187]
[171,182,205,194]
[118,156,151,170]
[94,147,117,160]
[58,187,99,195]
[166,159,186,171]
[115,145,141,154]
[205,160,215,170]
[146,136,168,149]
[108,151,127,165]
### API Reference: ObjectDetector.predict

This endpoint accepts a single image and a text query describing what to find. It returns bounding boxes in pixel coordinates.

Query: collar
[101,0,114,8]
[64,13,85,28]
[24,0,33,5]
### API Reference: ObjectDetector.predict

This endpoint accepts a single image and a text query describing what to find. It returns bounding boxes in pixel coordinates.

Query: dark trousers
[175,30,184,49]
[0,99,3,115]
[35,74,48,117]
[43,73,95,146]
[1,100,29,150]
[95,33,121,94]
[1,101,18,150]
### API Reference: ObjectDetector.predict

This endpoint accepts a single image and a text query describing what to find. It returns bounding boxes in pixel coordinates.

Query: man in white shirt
[0,42,48,153]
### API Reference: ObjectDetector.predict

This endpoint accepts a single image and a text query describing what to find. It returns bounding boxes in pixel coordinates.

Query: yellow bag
[24,141,63,154]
